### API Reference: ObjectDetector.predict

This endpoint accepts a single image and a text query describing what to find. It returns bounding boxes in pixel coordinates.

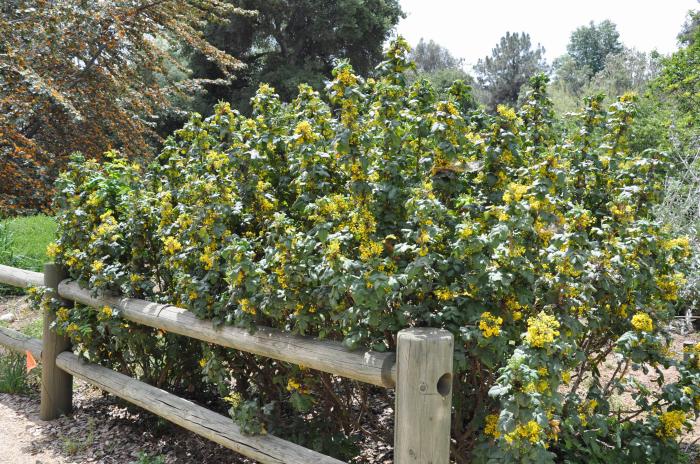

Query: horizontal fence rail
[0,263,454,464]
[58,280,397,388]
[0,326,343,464]
[0,263,43,288]
[0,326,42,360]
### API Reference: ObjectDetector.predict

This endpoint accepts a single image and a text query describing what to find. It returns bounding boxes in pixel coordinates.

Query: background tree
[185,0,403,117]
[678,3,700,46]
[411,38,463,72]
[0,0,253,214]
[550,48,661,114]
[565,20,624,77]
[407,39,474,94]
[473,31,547,109]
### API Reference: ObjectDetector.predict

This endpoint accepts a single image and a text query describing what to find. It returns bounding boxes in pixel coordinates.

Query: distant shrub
[47,39,698,462]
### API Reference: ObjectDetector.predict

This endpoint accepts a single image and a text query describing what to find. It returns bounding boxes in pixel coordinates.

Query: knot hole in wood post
[394,327,453,464]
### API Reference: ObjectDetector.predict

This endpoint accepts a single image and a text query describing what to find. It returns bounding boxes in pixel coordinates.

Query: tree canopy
[474,32,547,109]
[0,0,254,214]
[411,38,463,72]
[188,0,404,114]
[566,20,624,76]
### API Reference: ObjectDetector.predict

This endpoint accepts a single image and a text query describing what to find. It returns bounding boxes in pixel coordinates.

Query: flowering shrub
[47,39,698,462]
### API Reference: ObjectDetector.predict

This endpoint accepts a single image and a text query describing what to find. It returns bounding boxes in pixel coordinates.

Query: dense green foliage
[474,32,547,109]
[566,20,624,78]
[46,39,699,462]
[186,0,403,116]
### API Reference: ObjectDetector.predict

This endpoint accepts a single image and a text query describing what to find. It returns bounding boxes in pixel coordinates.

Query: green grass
[0,215,57,271]
[0,352,31,394]
[0,215,56,294]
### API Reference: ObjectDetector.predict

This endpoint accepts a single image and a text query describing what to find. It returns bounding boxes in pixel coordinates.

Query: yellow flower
[434,288,457,301]
[631,312,653,332]
[239,298,256,315]
[525,312,560,348]
[502,183,529,204]
[294,120,317,144]
[656,410,687,438]
[359,241,383,261]
[163,236,183,255]
[484,414,500,438]
[46,242,61,259]
[56,307,70,322]
[655,273,685,302]
[458,224,474,239]
[496,105,517,121]
[505,420,542,444]
[479,311,503,338]
[91,260,104,273]
[286,378,309,394]
[336,67,358,87]
[562,370,571,384]
[200,253,214,270]
[326,239,341,258]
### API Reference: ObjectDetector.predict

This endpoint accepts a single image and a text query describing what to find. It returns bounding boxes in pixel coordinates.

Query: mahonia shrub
[48,39,699,463]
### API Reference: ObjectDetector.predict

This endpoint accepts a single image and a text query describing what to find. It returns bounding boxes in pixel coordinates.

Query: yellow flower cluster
[524,312,560,348]
[56,307,70,323]
[359,240,383,261]
[286,378,310,394]
[294,120,318,144]
[655,273,686,302]
[479,311,503,338]
[631,312,653,332]
[578,399,598,426]
[504,420,542,444]
[656,410,687,438]
[91,260,104,273]
[484,414,500,438]
[326,239,341,259]
[163,236,183,255]
[434,288,458,301]
[46,242,61,258]
[238,298,256,315]
[661,236,691,256]
[97,305,112,321]
[496,105,517,121]
[502,183,529,204]
[336,67,358,87]
[505,297,525,321]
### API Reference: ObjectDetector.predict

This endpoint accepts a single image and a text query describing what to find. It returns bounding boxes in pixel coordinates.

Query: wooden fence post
[394,328,453,464]
[40,263,73,420]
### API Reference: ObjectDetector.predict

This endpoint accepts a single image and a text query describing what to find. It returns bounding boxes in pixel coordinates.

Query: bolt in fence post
[394,328,453,464]
[40,263,73,420]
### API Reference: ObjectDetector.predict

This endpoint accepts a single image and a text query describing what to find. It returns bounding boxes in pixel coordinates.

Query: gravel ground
[0,386,249,464]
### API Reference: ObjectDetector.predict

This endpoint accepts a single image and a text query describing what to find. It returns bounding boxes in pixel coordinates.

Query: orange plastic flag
[26,350,38,373]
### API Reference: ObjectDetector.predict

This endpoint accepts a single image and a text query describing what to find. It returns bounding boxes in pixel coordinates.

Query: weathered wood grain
[41,263,73,420]
[394,328,453,464]
[55,352,346,464]
[59,280,397,388]
[0,264,43,288]
[0,326,42,359]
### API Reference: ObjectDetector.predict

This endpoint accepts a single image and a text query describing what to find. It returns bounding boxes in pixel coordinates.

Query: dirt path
[0,394,70,464]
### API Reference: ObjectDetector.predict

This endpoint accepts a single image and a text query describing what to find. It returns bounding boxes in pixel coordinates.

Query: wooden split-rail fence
[0,263,454,464]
